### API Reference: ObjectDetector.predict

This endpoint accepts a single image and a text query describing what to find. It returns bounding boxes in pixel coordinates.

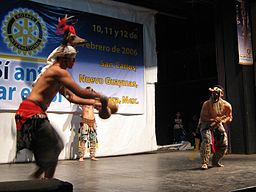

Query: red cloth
[211,134,215,153]
[56,18,76,35]
[15,100,47,131]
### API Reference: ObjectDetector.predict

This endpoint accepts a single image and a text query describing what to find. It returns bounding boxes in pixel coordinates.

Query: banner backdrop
[235,0,253,65]
[0,0,144,114]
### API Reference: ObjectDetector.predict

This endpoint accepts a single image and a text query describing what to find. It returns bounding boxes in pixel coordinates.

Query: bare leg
[44,165,57,179]
[30,167,44,179]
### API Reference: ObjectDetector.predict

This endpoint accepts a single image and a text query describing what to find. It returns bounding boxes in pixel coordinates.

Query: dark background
[113,0,218,145]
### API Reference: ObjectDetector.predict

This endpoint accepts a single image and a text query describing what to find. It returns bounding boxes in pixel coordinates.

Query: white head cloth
[208,87,222,93]
[33,45,77,86]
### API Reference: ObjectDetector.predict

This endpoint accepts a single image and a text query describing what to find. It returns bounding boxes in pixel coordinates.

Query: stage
[0,150,255,192]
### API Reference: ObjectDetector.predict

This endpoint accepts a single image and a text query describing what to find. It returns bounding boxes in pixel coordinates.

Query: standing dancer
[78,87,99,161]
[199,86,232,170]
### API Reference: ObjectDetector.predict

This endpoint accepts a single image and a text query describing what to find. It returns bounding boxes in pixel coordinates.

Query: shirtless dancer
[78,87,100,161]
[199,85,233,170]
[15,45,108,178]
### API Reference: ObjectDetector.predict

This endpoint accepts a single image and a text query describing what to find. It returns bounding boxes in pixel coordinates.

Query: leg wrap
[89,140,96,158]
[200,125,212,165]
[78,140,86,158]
[200,143,211,165]
[212,131,228,165]
[89,130,97,158]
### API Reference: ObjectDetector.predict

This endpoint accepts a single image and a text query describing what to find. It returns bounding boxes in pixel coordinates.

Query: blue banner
[0,0,144,114]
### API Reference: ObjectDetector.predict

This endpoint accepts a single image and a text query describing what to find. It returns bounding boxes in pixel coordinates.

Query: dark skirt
[16,117,64,169]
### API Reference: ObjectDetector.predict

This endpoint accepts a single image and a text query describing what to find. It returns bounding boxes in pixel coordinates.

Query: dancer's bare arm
[60,87,102,109]
[222,102,233,124]
[55,67,102,99]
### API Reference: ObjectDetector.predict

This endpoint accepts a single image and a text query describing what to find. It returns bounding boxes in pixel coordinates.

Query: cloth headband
[208,87,223,93]
[47,45,77,65]
[33,45,77,86]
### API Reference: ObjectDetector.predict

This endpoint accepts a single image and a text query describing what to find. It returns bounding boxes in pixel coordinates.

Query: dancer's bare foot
[79,158,84,161]
[201,164,208,170]
[90,157,99,161]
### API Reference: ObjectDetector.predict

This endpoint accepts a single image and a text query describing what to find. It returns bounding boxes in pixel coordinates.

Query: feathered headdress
[56,14,86,46]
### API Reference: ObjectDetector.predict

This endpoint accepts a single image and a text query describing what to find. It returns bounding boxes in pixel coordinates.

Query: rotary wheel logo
[1,8,47,56]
